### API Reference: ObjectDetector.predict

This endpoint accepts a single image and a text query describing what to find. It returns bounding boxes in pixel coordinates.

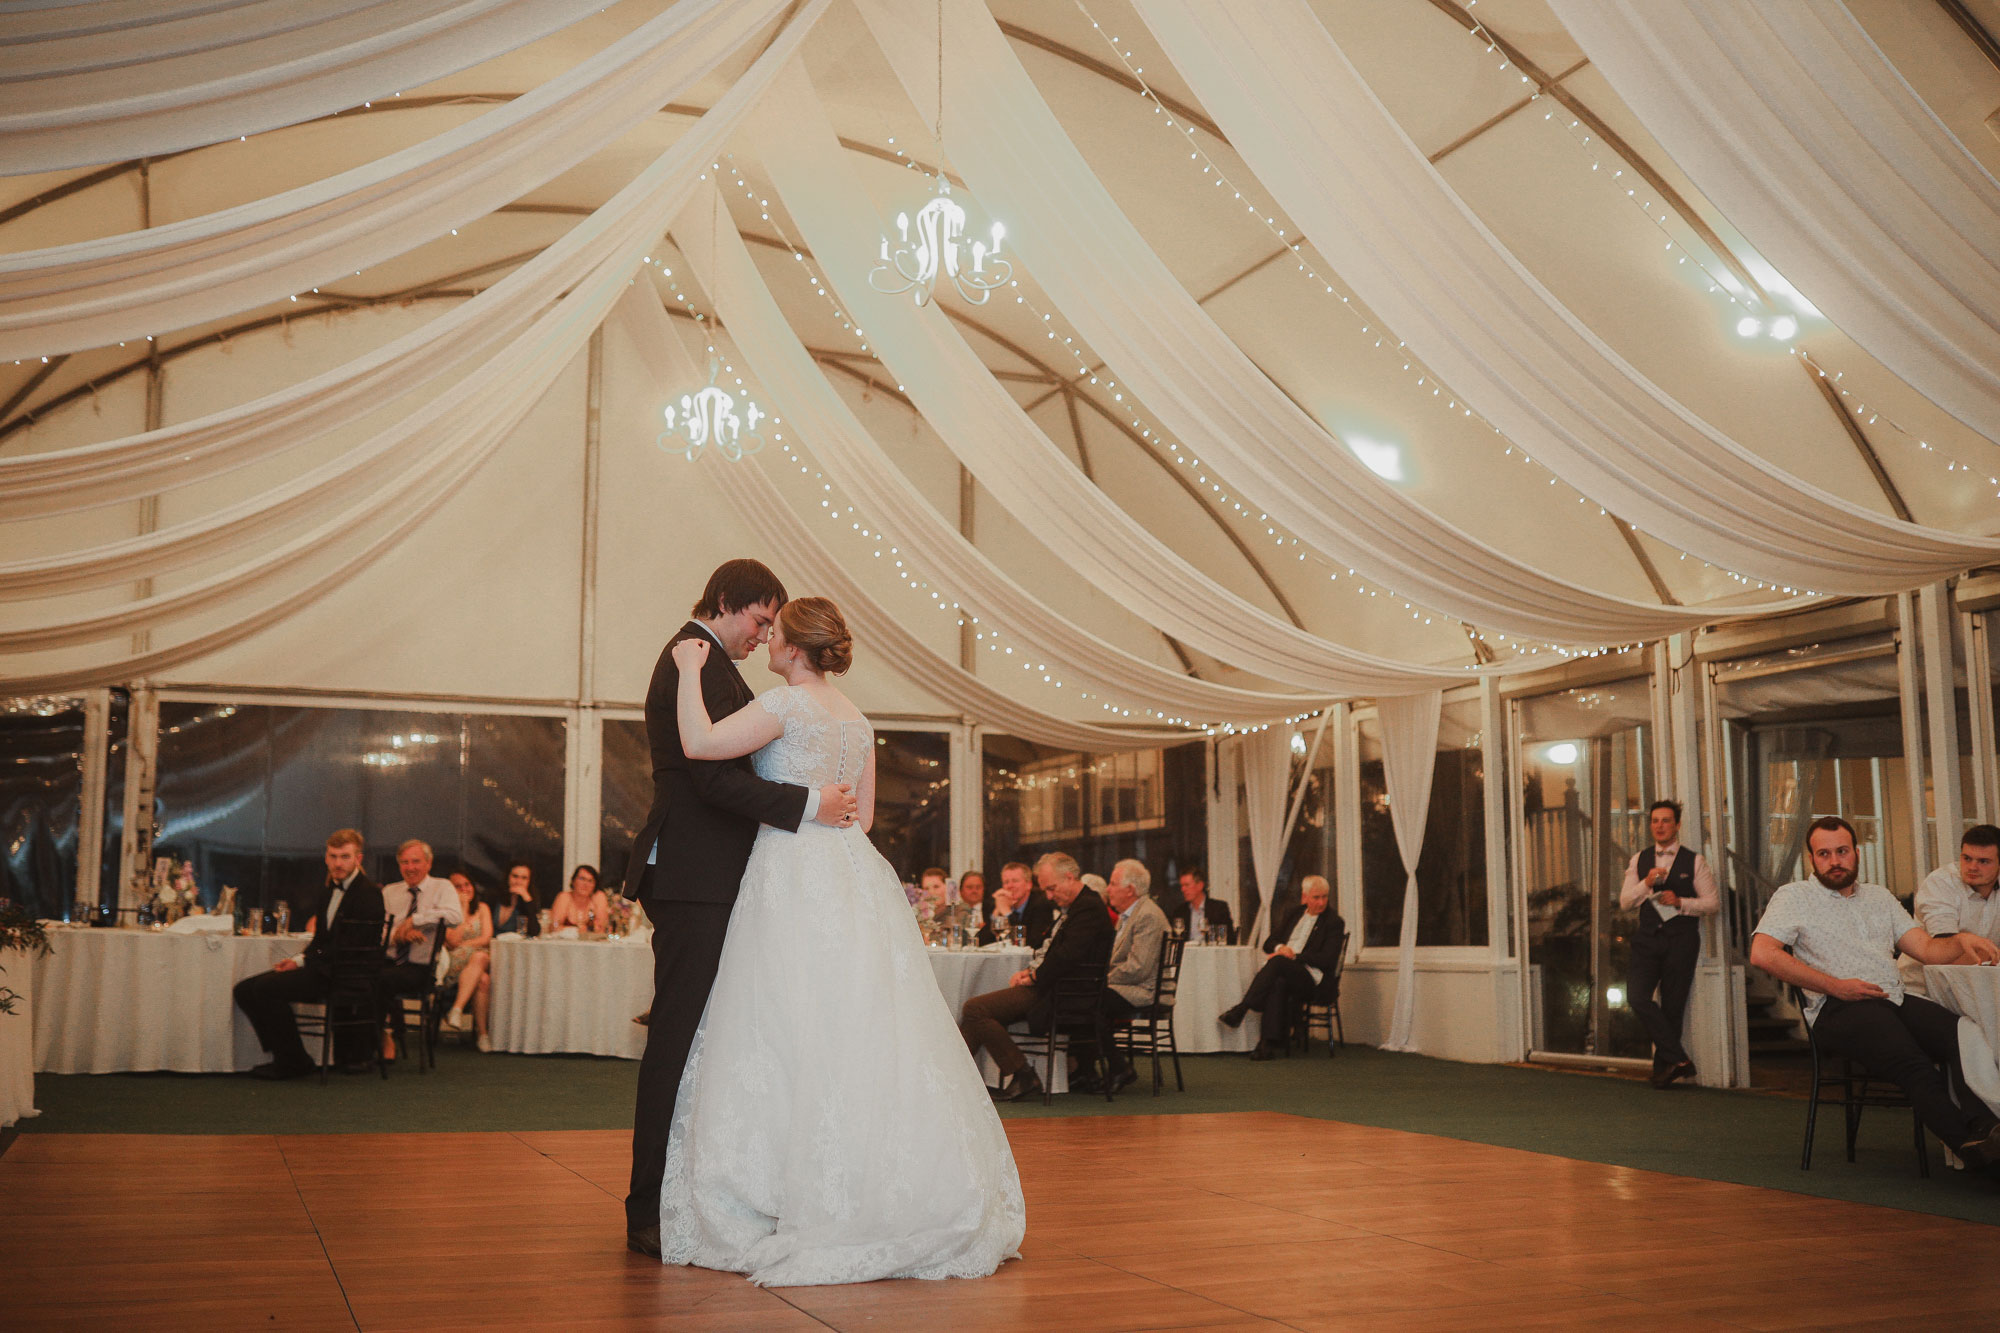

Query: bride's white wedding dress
[660,684,1025,1286]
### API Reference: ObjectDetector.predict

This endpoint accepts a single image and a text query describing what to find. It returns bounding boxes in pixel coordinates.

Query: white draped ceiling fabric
[1238,728,1293,948]
[752,62,1500,697]
[1377,690,1444,1052]
[671,185,1326,727]
[0,0,595,175]
[1134,0,2000,593]
[1549,0,2000,450]
[851,0,1794,645]
[613,266,1192,751]
[0,0,831,690]
[0,0,794,361]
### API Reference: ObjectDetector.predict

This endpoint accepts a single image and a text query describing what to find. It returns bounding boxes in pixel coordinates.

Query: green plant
[0,900,51,1017]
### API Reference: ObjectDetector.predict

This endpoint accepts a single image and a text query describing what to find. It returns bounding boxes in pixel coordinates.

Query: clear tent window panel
[1356,702,1489,951]
[0,697,84,920]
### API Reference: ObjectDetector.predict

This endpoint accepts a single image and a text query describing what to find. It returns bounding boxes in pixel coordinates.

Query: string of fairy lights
[712,155,1647,667]
[1444,4,2000,504]
[642,220,1323,734]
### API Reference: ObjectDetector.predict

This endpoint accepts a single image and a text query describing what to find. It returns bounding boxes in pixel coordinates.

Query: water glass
[274,901,291,934]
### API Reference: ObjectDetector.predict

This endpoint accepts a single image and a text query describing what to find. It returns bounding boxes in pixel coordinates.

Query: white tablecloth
[1925,965,2000,1118]
[488,935,654,1059]
[1,946,37,1126]
[1173,945,1265,1053]
[32,928,300,1073]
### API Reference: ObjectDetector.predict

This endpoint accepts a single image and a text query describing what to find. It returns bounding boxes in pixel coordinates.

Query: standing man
[1914,824,2000,953]
[623,559,857,1259]
[233,828,384,1079]
[1751,817,2000,1169]
[1620,800,1719,1089]
[1168,867,1234,943]
[374,839,462,1062]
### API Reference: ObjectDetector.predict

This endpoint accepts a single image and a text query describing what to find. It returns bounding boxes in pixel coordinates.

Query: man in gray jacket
[1093,858,1169,1094]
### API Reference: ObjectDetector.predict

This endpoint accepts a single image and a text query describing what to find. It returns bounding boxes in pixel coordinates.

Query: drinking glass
[274,901,291,934]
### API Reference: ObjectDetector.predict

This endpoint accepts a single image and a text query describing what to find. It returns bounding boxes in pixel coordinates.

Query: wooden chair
[291,913,390,1083]
[1113,937,1186,1095]
[1013,964,1112,1106]
[1792,983,1929,1177]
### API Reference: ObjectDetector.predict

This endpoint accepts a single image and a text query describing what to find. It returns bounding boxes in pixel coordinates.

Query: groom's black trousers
[627,894,733,1232]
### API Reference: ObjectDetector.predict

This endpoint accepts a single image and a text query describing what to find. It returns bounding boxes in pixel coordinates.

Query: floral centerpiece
[0,900,51,1017]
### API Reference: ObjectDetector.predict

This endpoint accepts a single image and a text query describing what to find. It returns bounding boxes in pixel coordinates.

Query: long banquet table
[485,937,1264,1061]
[32,926,301,1074]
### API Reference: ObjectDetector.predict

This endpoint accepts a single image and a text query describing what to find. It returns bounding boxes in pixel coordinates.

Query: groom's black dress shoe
[627,1224,662,1258]
[989,1068,1044,1102]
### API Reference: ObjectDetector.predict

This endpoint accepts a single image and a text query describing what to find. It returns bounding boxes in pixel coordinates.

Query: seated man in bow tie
[1220,876,1343,1060]
[959,852,1114,1101]
[233,828,386,1079]
[373,838,463,1062]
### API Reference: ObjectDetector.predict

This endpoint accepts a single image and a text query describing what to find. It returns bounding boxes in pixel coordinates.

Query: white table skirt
[1924,965,2000,1118]
[1,946,37,1126]
[32,928,300,1074]
[488,936,654,1059]
[1173,945,1264,1052]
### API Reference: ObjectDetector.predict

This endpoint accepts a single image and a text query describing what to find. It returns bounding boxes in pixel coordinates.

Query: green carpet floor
[15,1045,2000,1226]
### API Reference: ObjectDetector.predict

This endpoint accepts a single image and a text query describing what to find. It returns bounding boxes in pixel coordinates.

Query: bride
[660,596,1025,1286]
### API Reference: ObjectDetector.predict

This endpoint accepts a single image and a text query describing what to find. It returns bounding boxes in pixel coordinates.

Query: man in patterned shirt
[1750,816,2000,1169]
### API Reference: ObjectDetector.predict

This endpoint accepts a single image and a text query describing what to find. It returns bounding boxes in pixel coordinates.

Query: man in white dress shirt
[1913,824,2000,953]
[1619,800,1719,1088]
[374,839,463,1061]
[1220,876,1343,1061]
[1751,817,2000,1170]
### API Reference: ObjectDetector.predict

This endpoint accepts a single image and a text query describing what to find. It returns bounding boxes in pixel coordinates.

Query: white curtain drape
[1239,726,1293,948]
[0,0,596,175]
[752,63,1491,696]
[1137,0,2000,592]
[669,184,1326,727]
[1378,690,1443,1052]
[1549,0,2000,449]
[851,0,1812,642]
[0,0,793,361]
[0,1,831,682]
[620,288,1193,751]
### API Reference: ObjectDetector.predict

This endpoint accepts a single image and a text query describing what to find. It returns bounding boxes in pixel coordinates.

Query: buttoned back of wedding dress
[659,684,1024,1287]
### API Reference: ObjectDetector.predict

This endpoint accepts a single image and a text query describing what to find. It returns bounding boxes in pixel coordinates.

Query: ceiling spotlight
[1769,315,1798,341]
[1544,741,1579,765]
[1735,316,1761,338]
[1347,436,1404,482]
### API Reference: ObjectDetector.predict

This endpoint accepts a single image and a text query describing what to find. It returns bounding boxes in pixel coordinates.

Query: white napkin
[553,926,580,939]
[167,914,233,934]
[620,927,654,946]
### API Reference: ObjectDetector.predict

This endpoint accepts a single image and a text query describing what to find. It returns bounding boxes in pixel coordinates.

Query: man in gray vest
[1620,800,1718,1088]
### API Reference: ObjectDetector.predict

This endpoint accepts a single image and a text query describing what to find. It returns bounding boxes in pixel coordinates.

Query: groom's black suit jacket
[626,620,809,904]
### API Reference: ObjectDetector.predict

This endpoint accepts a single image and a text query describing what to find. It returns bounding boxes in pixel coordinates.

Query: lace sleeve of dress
[755,686,793,720]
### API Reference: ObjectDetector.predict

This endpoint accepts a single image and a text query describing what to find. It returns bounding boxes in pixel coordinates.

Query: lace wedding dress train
[660,685,1025,1286]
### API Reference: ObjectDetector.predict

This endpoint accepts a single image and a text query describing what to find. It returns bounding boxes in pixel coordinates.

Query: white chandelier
[658,362,769,462]
[870,176,1010,307]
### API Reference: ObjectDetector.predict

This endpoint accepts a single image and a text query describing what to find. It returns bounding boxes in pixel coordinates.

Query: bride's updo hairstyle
[779,597,853,675]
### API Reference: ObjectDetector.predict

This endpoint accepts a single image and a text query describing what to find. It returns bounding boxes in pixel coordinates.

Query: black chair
[1013,964,1112,1106]
[1295,927,1349,1056]
[1793,984,1929,1177]
[1113,937,1186,1095]
[292,913,390,1083]
[384,920,450,1073]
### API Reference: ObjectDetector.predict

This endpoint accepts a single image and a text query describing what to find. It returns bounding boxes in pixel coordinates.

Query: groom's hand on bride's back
[813,783,858,827]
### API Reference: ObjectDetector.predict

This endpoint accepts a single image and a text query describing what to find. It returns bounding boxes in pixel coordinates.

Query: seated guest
[1220,875,1342,1061]
[1914,824,2000,955]
[1093,858,1168,1094]
[959,852,1114,1101]
[1080,873,1114,926]
[1168,867,1234,943]
[996,860,1056,949]
[959,870,995,944]
[1751,817,2000,1169]
[233,828,385,1079]
[491,860,540,936]
[442,871,495,1050]
[376,839,464,1062]
[549,864,610,932]
[919,866,951,925]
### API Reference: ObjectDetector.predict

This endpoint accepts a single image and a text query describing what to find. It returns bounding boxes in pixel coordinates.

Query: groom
[624,558,858,1257]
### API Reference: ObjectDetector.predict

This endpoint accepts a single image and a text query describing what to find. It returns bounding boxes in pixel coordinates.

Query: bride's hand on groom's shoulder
[672,638,710,672]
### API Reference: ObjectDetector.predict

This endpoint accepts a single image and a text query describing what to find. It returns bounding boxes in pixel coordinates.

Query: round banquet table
[1173,944,1265,1053]
[2,945,36,1126]
[488,935,655,1059]
[32,927,301,1073]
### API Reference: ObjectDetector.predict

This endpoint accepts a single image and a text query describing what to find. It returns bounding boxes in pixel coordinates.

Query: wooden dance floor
[5,1111,1998,1330]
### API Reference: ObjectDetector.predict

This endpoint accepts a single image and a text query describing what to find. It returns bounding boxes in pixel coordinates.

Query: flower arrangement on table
[0,901,51,1017]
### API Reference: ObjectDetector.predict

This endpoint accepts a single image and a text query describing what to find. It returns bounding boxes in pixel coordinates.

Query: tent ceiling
[3,0,1998,721]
